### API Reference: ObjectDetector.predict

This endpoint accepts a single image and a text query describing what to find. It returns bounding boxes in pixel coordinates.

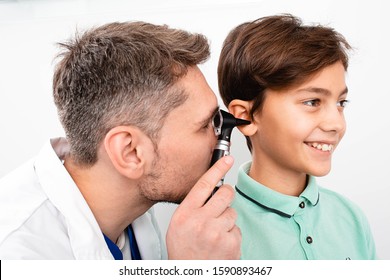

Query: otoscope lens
[212,109,223,136]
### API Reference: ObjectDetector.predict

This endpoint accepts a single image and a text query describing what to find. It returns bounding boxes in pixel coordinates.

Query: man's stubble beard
[137,152,195,205]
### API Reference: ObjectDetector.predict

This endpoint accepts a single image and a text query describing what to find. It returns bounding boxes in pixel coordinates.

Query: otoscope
[210,109,251,195]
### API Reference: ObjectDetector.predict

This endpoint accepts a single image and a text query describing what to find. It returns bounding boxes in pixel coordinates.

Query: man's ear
[228,99,258,136]
[104,126,150,179]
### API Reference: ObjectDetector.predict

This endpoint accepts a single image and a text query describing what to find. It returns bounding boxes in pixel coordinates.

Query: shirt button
[299,201,305,208]
[306,236,313,244]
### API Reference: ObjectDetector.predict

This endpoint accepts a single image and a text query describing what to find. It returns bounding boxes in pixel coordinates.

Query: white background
[0,0,389,259]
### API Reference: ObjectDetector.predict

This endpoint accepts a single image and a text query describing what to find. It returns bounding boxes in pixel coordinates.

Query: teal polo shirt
[233,161,376,260]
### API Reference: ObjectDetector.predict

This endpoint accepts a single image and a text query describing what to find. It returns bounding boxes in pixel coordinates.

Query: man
[0,21,241,259]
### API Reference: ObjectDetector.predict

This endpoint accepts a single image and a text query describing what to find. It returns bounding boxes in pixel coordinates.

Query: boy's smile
[305,142,334,152]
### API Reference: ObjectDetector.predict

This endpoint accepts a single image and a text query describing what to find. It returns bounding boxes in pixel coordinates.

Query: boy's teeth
[309,142,333,151]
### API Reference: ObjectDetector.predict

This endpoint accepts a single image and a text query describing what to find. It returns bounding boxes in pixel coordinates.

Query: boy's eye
[337,99,350,108]
[303,99,321,107]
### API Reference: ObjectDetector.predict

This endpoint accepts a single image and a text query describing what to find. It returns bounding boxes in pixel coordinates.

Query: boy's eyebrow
[296,86,348,97]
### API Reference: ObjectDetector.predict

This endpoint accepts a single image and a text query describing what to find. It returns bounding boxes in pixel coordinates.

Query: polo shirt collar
[235,161,319,218]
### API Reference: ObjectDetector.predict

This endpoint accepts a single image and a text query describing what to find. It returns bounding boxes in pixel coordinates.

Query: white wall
[0,0,389,259]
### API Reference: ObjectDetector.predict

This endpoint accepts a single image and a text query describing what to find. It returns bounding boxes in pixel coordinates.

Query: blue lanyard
[103,225,142,260]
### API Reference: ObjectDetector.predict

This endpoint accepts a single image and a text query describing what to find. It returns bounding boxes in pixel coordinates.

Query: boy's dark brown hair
[218,14,351,151]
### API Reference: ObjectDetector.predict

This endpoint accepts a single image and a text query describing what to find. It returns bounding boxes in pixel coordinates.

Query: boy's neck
[249,158,307,197]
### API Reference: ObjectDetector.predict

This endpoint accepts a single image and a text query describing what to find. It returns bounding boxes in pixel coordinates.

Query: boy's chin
[310,168,331,177]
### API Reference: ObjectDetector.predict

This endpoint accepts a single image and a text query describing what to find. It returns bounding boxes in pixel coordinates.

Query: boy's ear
[228,99,258,136]
[104,126,151,179]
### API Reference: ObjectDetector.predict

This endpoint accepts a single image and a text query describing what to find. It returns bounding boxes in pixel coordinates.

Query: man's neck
[64,156,154,242]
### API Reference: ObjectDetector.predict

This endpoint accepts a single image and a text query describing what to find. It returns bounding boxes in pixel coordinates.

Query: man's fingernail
[224,156,234,164]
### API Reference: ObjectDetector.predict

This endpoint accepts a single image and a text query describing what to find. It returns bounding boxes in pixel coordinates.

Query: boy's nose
[320,106,346,133]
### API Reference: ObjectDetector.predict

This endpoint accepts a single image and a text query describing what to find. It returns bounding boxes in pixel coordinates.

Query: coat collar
[34,138,113,259]
[34,138,166,259]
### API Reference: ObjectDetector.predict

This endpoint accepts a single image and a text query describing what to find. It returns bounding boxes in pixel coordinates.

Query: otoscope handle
[210,148,227,167]
[210,140,230,195]
[207,109,250,198]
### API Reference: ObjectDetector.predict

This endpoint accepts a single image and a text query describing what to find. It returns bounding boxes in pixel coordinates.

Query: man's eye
[303,99,321,107]
[337,99,350,108]
[203,122,211,129]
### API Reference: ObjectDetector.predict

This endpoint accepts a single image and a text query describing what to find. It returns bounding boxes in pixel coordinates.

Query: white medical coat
[0,138,167,260]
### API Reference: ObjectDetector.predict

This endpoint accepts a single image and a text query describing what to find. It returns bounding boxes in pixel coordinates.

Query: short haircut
[53,21,210,165]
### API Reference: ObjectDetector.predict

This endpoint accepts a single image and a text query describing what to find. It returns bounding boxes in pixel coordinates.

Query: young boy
[218,14,376,259]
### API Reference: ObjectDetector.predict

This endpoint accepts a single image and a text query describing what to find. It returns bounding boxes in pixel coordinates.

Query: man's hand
[166,156,241,259]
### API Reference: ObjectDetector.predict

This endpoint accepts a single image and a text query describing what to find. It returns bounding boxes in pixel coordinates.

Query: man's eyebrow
[296,86,348,97]
[198,106,220,127]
